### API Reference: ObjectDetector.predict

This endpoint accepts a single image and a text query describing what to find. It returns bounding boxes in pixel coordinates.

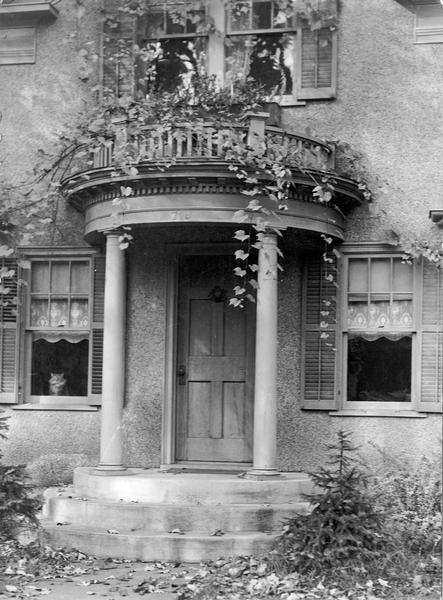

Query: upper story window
[132,0,337,104]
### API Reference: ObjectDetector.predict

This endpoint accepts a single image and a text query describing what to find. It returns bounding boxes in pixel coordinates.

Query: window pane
[231,1,251,31]
[31,262,49,293]
[348,259,368,293]
[31,299,49,327]
[51,262,70,294]
[393,259,413,292]
[71,261,89,294]
[31,338,89,396]
[348,300,413,329]
[347,336,411,402]
[166,5,186,34]
[144,38,207,93]
[370,259,390,293]
[145,9,164,38]
[226,33,294,94]
[70,299,89,328]
[49,299,69,327]
[252,1,272,28]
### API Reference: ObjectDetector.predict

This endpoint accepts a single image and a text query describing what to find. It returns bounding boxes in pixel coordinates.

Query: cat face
[49,373,67,395]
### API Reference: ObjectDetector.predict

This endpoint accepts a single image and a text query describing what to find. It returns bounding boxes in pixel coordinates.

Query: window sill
[329,410,427,418]
[12,403,98,412]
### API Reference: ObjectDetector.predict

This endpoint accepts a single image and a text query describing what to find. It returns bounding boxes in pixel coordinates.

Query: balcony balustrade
[88,120,335,173]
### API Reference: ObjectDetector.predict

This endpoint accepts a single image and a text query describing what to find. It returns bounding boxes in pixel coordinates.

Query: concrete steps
[42,524,279,562]
[42,468,312,562]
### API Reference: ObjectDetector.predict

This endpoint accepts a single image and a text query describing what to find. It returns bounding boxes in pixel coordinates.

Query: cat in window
[49,373,68,395]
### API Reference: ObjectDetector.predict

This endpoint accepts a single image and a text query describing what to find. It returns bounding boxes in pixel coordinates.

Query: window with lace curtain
[343,255,415,409]
[23,253,105,405]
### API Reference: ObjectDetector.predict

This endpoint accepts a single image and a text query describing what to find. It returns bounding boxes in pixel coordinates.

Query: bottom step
[42,522,277,562]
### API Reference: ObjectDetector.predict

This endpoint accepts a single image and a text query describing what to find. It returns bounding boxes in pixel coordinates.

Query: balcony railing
[72,116,335,177]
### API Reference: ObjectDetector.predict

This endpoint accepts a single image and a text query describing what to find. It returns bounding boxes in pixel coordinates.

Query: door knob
[177,365,186,385]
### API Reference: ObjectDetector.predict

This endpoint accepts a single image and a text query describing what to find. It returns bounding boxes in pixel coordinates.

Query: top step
[74,468,313,504]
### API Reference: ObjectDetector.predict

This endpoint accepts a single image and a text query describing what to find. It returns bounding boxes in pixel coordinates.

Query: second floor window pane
[226,33,295,94]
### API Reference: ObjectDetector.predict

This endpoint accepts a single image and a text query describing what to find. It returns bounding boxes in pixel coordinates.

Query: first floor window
[302,246,442,414]
[22,251,105,405]
[344,254,415,409]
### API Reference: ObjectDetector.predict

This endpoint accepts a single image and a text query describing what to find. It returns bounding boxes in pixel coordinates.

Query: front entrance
[175,253,255,463]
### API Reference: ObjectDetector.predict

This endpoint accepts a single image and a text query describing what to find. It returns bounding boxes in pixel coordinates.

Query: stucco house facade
[0,0,441,560]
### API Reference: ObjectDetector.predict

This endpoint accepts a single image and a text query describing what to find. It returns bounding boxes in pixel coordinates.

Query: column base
[245,468,282,480]
[95,464,127,473]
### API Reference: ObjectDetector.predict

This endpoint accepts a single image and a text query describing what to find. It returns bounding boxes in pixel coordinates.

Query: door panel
[176,254,254,463]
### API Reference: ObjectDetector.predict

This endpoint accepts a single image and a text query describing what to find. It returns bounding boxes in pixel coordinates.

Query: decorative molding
[429,210,443,227]
[0,26,35,64]
[0,2,58,19]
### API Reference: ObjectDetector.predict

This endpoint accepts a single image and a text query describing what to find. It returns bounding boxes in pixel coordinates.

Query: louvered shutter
[418,261,442,412]
[301,253,338,409]
[90,254,105,404]
[296,21,337,100]
[102,0,136,96]
[0,258,18,403]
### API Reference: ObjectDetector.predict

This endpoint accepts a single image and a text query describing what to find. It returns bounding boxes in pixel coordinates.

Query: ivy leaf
[233,230,249,242]
[234,250,249,261]
[233,286,246,296]
[233,267,246,277]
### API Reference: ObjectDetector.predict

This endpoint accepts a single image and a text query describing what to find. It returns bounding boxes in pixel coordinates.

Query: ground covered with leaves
[0,539,441,600]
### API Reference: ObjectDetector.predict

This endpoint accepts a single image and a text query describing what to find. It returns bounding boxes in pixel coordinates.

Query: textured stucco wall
[282,0,443,244]
[0,1,441,471]
[0,407,100,465]
[0,0,102,246]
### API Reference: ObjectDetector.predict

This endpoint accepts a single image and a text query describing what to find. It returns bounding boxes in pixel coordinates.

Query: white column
[247,231,280,479]
[97,232,127,470]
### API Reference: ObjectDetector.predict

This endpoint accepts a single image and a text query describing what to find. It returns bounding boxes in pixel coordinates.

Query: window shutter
[0,258,18,403]
[102,0,136,96]
[296,22,337,100]
[301,253,338,409]
[90,255,105,403]
[418,261,442,412]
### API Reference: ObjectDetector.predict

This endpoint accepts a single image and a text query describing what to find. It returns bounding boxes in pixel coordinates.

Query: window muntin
[228,1,294,33]
[347,257,413,331]
[27,259,92,401]
[29,260,90,329]
[344,255,415,408]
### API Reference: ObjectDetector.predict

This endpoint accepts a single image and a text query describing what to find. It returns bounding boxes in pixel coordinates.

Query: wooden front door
[175,254,255,463]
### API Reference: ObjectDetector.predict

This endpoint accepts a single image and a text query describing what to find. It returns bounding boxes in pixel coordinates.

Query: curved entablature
[60,118,363,243]
[61,163,361,244]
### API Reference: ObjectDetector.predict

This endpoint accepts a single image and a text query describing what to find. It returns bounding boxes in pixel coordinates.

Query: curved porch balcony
[61,113,363,243]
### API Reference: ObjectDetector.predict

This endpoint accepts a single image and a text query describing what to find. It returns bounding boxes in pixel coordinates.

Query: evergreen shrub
[0,412,41,539]
[272,430,388,575]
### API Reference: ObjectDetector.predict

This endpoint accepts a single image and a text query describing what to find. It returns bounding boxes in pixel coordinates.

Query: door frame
[161,242,252,467]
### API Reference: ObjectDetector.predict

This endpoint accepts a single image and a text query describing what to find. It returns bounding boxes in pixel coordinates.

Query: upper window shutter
[301,253,338,410]
[90,255,105,403]
[418,261,442,412]
[103,0,136,96]
[296,21,337,100]
[0,258,18,403]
